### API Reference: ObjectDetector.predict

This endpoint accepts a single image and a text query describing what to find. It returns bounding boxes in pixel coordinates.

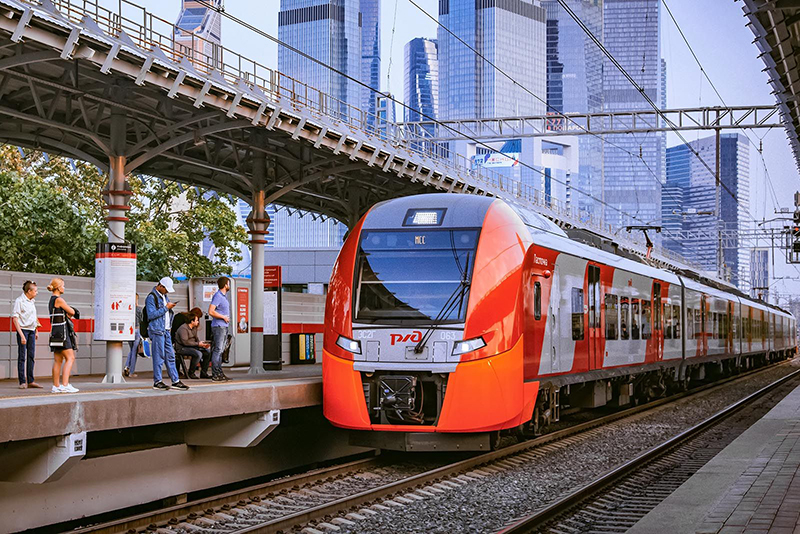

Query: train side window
[571,287,584,341]
[620,297,630,340]
[673,305,681,338]
[632,299,640,340]
[605,294,618,340]
[665,306,673,339]
[642,300,652,340]
[534,282,542,320]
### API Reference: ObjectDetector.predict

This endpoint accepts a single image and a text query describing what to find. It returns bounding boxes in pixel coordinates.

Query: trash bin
[290,333,316,364]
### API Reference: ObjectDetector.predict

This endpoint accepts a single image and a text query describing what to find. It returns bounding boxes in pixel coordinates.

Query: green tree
[0,145,248,280]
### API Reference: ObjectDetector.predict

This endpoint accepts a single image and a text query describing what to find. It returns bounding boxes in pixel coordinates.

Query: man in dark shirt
[174,313,211,379]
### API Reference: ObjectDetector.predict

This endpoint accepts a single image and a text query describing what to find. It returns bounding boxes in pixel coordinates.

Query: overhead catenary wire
[405,0,716,248]
[555,0,746,218]
[661,0,781,216]
[192,0,685,251]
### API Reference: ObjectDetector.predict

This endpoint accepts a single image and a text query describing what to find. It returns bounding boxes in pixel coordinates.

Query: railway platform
[629,383,800,534]
[0,363,369,534]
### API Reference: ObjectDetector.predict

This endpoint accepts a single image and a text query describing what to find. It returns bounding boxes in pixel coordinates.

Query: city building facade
[601,0,665,231]
[404,37,439,124]
[174,0,223,67]
[543,0,603,219]
[361,0,381,126]
[438,0,547,120]
[663,133,751,288]
[750,248,769,301]
[278,0,364,119]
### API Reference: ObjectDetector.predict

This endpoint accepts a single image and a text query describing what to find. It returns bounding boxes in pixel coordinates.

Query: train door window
[687,308,694,339]
[673,305,681,338]
[701,299,707,338]
[620,297,630,340]
[642,300,652,340]
[694,309,702,339]
[713,313,719,339]
[588,266,601,329]
[605,294,618,340]
[534,282,542,320]
[653,283,662,331]
[571,288,584,340]
[665,305,673,340]
[632,299,640,340]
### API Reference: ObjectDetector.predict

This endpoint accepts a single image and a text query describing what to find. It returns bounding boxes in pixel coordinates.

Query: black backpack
[140,292,161,335]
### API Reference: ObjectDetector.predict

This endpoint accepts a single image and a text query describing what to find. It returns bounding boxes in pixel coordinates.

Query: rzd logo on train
[390,331,423,345]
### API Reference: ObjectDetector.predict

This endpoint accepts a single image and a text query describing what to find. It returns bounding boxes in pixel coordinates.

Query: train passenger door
[588,265,602,369]
[653,282,663,361]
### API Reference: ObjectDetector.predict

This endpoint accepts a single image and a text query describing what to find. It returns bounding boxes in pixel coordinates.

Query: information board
[93,242,137,341]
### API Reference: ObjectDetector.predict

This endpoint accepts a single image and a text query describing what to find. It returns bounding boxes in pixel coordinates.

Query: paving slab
[629,384,800,534]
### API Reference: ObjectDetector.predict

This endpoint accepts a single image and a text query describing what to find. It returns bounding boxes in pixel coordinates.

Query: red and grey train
[322,194,797,451]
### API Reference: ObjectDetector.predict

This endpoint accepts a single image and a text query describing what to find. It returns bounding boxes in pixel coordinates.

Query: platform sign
[94,242,137,341]
[264,266,282,288]
[263,265,282,370]
[236,286,249,334]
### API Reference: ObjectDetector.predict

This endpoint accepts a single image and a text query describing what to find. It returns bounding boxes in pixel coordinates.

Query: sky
[97,0,800,299]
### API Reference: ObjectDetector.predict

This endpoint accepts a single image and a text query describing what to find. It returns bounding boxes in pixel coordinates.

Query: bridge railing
[34,0,693,269]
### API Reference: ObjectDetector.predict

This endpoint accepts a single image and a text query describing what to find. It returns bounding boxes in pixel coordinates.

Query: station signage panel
[264,266,282,288]
[93,242,137,341]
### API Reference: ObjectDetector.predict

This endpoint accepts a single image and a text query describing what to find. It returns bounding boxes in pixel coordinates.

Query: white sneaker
[51,385,64,393]
[62,384,79,393]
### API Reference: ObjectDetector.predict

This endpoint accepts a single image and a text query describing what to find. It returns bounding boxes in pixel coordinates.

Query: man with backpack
[143,277,189,391]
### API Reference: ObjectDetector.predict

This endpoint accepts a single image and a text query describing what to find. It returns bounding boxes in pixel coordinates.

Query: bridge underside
[0,38,429,225]
[743,0,800,173]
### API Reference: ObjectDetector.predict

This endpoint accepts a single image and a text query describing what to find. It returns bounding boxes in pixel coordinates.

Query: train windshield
[354,229,480,324]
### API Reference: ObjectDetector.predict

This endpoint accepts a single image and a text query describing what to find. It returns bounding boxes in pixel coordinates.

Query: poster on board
[263,290,279,336]
[237,286,249,334]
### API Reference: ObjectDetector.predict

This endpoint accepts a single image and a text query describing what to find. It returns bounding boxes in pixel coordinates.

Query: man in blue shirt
[208,276,231,381]
[146,277,189,391]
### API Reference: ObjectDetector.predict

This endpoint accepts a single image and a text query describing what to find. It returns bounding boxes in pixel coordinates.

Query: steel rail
[69,455,382,534]
[496,366,800,534]
[71,359,796,534]
[230,360,799,534]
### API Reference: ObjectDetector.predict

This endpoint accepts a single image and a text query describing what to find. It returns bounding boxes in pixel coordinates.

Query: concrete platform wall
[0,270,325,380]
[0,409,368,533]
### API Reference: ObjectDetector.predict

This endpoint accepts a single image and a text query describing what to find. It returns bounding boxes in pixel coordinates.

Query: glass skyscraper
[404,38,439,123]
[278,0,364,118]
[438,0,547,120]
[543,0,603,219]
[601,0,665,231]
[663,134,751,288]
[361,0,381,126]
[174,0,223,68]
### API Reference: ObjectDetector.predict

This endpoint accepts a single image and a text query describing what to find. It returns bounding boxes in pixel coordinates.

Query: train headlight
[336,335,362,355]
[452,336,486,356]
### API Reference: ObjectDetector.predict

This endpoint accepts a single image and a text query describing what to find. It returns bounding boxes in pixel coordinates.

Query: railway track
[72,360,800,534]
[497,366,800,534]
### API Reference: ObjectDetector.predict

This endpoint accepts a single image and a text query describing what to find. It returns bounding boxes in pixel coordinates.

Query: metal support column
[102,109,129,383]
[716,128,723,280]
[248,153,269,375]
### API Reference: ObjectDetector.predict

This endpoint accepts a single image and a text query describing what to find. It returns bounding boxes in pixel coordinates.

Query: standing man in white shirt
[12,280,42,389]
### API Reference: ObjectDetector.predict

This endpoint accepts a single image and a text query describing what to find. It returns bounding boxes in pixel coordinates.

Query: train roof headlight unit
[403,208,447,227]
[452,336,486,356]
[336,335,362,355]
